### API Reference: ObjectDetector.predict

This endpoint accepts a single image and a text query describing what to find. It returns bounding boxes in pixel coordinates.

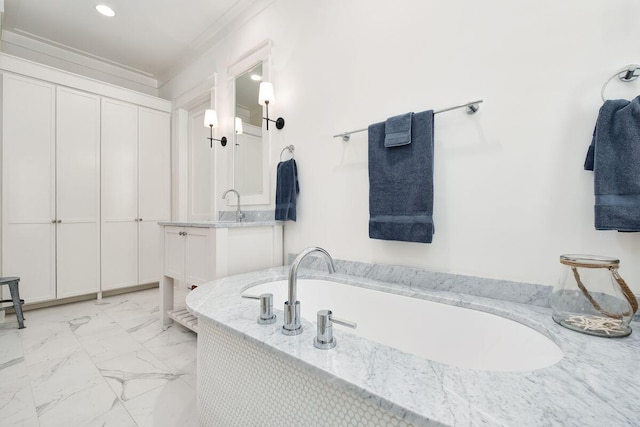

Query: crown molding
[1,30,159,92]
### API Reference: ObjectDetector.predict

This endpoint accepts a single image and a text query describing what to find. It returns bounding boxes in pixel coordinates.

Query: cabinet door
[1,74,56,303]
[163,227,186,280]
[101,98,138,290]
[138,107,170,284]
[185,228,213,285]
[56,87,101,298]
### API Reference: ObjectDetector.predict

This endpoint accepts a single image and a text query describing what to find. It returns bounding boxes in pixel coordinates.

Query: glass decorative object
[550,254,638,338]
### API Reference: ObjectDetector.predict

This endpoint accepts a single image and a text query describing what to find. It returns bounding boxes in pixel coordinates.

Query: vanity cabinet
[163,226,216,286]
[159,222,283,331]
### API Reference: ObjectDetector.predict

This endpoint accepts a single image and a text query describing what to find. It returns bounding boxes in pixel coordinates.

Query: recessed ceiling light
[96,5,116,17]
[250,74,262,81]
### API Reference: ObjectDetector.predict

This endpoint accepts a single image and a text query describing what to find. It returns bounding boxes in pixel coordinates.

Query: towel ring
[601,64,640,102]
[280,144,295,161]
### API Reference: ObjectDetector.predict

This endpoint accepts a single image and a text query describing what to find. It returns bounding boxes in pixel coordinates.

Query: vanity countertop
[158,220,281,228]
[186,266,640,427]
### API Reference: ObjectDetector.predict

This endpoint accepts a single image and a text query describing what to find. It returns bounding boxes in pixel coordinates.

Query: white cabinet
[1,76,101,302]
[101,98,139,290]
[138,107,171,284]
[101,99,170,291]
[1,60,172,305]
[56,87,101,298]
[1,74,57,303]
[159,223,283,330]
[162,226,217,286]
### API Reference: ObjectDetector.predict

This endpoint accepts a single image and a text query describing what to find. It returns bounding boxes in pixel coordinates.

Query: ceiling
[1,0,259,83]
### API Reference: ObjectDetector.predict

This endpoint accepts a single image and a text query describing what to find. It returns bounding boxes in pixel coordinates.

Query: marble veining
[218,209,275,222]
[187,266,640,427]
[293,256,556,308]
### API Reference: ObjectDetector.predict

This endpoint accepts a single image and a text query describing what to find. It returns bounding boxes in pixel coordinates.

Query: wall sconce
[258,82,285,130]
[204,109,228,147]
[235,117,244,135]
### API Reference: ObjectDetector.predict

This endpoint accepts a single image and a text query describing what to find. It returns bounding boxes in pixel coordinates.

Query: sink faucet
[282,247,336,336]
[222,189,245,222]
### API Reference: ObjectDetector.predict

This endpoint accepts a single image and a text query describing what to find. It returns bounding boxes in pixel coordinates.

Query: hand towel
[584,96,640,231]
[384,112,414,148]
[275,159,299,221]
[369,110,435,243]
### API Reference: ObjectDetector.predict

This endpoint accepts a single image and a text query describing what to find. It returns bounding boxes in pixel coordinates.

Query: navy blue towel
[368,110,435,243]
[584,96,640,231]
[275,159,299,221]
[384,112,413,147]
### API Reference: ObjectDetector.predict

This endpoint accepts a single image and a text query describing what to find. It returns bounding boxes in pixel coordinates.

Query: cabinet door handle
[139,218,143,222]
[51,219,56,223]
[57,220,62,223]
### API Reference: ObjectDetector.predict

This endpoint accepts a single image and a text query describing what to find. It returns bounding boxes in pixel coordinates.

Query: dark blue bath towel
[275,159,299,221]
[584,96,640,231]
[368,110,434,243]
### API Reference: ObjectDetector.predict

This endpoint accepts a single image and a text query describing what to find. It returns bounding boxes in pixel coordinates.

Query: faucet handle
[330,315,357,329]
[313,309,357,350]
[242,293,277,324]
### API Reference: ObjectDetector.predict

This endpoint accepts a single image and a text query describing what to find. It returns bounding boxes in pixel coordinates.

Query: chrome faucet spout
[282,246,336,336]
[222,189,244,222]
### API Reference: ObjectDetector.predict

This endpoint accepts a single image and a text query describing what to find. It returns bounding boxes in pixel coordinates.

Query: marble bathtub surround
[289,255,640,322]
[0,288,197,427]
[187,266,640,426]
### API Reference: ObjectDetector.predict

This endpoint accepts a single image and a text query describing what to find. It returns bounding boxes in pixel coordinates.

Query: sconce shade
[235,117,244,135]
[258,82,275,105]
[204,109,218,127]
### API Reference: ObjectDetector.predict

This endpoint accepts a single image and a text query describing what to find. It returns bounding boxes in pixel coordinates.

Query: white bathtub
[244,278,564,372]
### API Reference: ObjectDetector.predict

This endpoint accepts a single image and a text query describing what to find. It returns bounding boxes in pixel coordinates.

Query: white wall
[161,0,640,291]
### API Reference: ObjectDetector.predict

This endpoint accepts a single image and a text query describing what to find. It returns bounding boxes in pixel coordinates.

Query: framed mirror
[233,62,266,201]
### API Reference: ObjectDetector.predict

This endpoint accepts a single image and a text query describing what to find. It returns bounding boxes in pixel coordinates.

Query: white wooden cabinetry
[1,74,57,303]
[1,75,101,302]
[138,107,171,284]
[101,99,170,291]
[2,67,170,305]
[159,223,283,331]
[55,87,101,298]
[101,98,139,290]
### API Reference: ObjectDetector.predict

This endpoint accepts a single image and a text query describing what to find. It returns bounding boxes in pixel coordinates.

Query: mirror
[233,62,268,203]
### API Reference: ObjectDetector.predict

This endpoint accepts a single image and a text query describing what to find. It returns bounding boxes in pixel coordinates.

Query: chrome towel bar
[333,99,483,142]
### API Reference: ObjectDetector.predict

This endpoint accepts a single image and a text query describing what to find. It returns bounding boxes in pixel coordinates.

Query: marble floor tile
[123,378,197,427]
[96,348,181,402]
[29,348,105,412]
[0,329,26,382]
[78,325,145,365]
[0,375,38,426]
[0,287,199,426]
[140,324,197,372]
[37,382,136,427]
[20,321,83,366]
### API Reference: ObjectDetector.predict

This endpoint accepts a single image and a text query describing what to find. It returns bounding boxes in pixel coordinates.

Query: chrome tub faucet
[282,247,336,336]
